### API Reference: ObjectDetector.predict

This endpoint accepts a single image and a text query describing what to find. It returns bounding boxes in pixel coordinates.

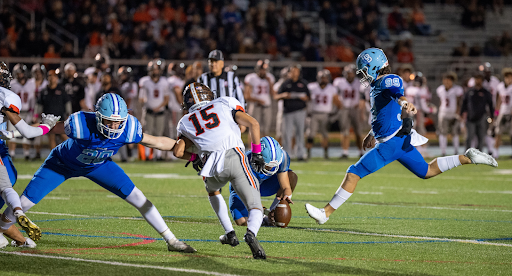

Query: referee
[197,50,245,107]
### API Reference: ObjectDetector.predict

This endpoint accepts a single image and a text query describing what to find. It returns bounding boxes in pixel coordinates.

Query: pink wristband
[189,153,198,162]
[38,125,50,135]
[494,110,500,117]
[251,143,261,153]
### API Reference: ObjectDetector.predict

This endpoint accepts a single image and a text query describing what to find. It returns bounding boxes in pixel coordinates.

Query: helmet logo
[362,53,372,63]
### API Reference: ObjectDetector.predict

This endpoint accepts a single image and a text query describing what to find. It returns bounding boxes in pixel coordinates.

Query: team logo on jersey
[362,53,372,63]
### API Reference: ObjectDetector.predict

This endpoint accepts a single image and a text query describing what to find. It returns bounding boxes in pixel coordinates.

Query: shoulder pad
[65,112,93,139]
[1,87,22,113]
[124,115,143,143]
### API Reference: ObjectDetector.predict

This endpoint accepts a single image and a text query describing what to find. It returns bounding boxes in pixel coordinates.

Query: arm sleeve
[13,120,44,138]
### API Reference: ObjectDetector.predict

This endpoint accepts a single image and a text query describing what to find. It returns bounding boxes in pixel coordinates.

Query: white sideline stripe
[45,197,70,200]
[307,228,512,248]
[351,202,512,213]
[27,211,92,217]
[0,251,239,276]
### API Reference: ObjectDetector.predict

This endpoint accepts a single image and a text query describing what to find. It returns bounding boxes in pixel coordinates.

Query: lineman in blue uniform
[305,48,498,225]
[0,93,196,252]
[228,136,297,227]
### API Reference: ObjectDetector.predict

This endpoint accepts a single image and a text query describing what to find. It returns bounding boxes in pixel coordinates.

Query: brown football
[274,199,291,228]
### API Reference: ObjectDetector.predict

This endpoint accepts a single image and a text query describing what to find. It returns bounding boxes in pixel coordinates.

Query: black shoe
[244,230,266,259]
[24,156,29,161]
[340,154,348,159]
[34,153,41,160]
[219,230,239,247]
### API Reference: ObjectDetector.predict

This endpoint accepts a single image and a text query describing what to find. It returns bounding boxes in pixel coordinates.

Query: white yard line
[350,202,512,212]
[307,228,512,247]
[0,251,239,276]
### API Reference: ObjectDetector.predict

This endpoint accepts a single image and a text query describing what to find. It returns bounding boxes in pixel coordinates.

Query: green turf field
[1,158,511,276]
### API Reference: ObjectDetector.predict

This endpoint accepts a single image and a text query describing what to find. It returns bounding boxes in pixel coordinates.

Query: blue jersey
[53,112,143,171]
[247,150,291,183]
[370,74,404,140]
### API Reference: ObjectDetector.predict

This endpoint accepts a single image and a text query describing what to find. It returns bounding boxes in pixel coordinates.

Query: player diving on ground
[0,93,196,252]
[305,48,498,225]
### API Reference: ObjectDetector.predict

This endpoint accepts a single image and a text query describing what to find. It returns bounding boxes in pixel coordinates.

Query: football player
[0,62,61,247]
[139,59,170,161]
[173,83,267,259]
[494,68,512,157]
[307,70,341,159]
[28,64,48,160]
[436,72,464,156]
[8,64,36,160]
[274,67,290,142]
[467,62,500,156]
[117,66,138,162]
[0,93,196,253]
[228,136,296,227]
[244,60,276,137]
[166,62,185,159]
[333,64,364,158]
[305,48,498,225]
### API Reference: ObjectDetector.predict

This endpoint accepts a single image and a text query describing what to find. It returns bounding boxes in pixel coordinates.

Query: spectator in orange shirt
[397,45,414,63]
[44,45,60,59]
[133,3,152,23]
[411,5,431,36]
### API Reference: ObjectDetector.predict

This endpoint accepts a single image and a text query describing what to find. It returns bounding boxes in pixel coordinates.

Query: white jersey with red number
[436,84,464,118]
[27,78,48,100]
[307,82,337,113]
[468,76,500,105]
[10,79,36,112]
[167,75,184,111]
[333,77,360,108]
[497,82,512,115]
[244,72,275,107]
[0,86,22,122]
[138,76,170,110]
[405,86,432,113]
[177,97,245,177]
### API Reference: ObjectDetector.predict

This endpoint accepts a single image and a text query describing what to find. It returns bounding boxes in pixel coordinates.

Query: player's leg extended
[422,148,497,179]
[228,183,249,226]
[306,137,405,224]
[231,148,265,259]
[85,161,195,252]
[1,161,67,241]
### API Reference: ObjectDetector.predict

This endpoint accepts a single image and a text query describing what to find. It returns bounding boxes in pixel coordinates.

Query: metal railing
[41,19,79,56]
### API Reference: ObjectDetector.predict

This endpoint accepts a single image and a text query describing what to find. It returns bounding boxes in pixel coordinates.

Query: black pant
[466,116,487,150]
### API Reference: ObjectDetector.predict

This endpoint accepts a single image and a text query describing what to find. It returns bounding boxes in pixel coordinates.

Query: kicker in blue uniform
[305,48,499,225]
[229,136,297,226]
[0,93,196,253]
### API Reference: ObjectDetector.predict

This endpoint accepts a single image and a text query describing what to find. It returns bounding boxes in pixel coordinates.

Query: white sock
[9,150,14,157]
[343,149,349,155]
[209,194,234,234]
[453,135,459,154]
[155,149,162,159]
[160,228,176,242]
[247,209,263,236]
[20,195,36,212]
[439,135,447,155]
[436,155,462,172]
[269,197,280,211]
[145,147,150,158]
[328,187,352,210]
[125,187,170,236]
[2,188,21,210]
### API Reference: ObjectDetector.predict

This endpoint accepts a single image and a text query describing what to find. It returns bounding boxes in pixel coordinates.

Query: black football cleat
[244,230,266,259]
[219,230,239,247]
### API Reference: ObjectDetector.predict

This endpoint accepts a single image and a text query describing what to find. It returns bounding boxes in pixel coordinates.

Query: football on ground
[274,199,292,228]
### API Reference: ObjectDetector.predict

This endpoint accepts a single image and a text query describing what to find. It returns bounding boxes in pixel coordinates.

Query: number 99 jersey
[370,74,404,140]
[54,111,143,171]
[177,97,245,154]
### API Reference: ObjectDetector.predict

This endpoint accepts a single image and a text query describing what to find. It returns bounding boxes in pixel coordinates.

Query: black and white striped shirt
[197,71,245,107]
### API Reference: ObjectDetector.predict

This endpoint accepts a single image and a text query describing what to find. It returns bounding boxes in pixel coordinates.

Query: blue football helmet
[260,136,284,176]
[95,93,128,139]
[355,48,389,87]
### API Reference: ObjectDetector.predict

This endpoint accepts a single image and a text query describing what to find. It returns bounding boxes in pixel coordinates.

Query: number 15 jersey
[53,111,143,171]
[177,97,246,177]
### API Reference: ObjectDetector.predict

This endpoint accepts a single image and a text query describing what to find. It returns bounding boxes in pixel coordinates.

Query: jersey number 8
[189,105,220,136]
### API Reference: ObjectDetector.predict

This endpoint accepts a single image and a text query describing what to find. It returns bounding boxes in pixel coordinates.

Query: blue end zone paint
[41,232,512,245]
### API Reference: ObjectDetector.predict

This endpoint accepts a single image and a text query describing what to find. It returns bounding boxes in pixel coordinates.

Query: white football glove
[40,113,61,129]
